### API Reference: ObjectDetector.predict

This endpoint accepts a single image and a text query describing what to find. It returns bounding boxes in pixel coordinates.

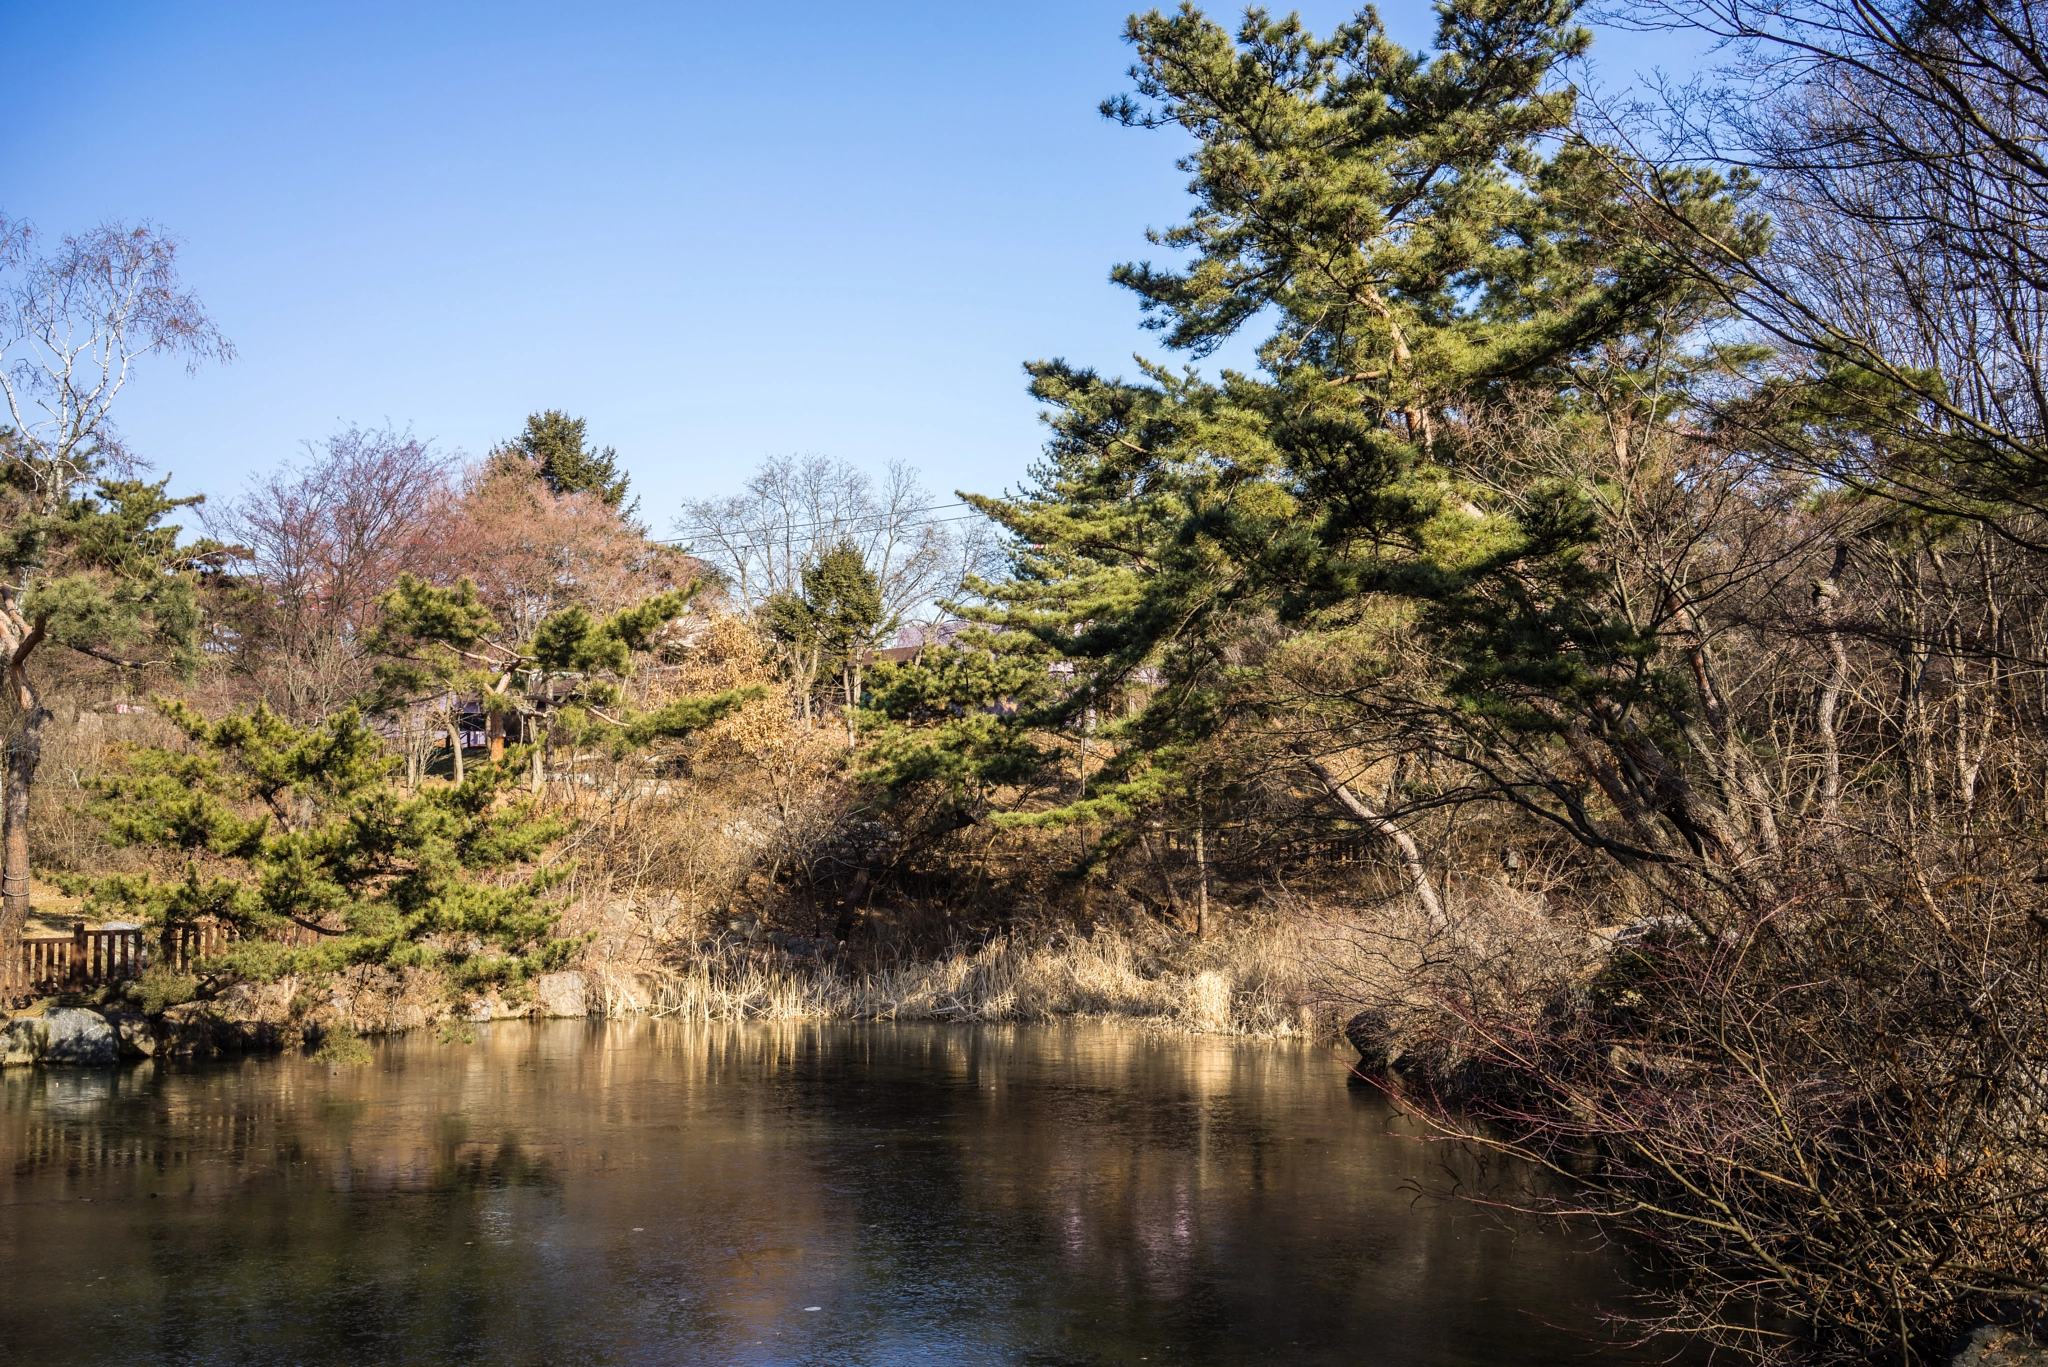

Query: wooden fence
[1158,830,1376,867]
[5,920,230,1001]
[157,920,231,973]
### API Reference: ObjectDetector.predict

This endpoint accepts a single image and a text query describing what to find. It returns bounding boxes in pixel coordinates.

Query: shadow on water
[3,1021,1678,1366]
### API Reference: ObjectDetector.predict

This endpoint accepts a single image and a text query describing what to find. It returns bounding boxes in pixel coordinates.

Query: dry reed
[641,923,1326,1038]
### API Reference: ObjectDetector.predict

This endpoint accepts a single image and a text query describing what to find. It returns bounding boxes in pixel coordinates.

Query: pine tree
[0,455,232,942]
[867,0,1771,903]
[764,541,889,747]
[80,701,582,989]
[367,573,759,785]
[79,580,760,993]
[492,409,634,512]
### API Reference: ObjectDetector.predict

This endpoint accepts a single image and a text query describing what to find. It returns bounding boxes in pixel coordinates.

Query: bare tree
[208,425,452,717]
[0,217,232,500]
[680,454,988,628]
[0,217,230,934]
[1618,0,2048,524]
[680,455,995,724]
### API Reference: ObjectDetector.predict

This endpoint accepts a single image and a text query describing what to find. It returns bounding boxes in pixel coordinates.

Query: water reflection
[3,1021,1659,1366]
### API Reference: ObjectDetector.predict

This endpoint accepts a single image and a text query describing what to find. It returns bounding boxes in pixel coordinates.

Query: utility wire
[655,506,983,549]
[657,500,973,546]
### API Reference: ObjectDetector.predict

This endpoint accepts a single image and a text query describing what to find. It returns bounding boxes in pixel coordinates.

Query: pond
[1,1020,1670,1366]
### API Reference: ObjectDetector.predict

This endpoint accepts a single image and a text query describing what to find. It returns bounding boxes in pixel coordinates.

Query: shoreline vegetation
[2,918,1347,1082]
[635,924,1321,1036]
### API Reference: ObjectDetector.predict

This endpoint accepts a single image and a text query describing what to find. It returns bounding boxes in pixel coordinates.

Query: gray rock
[385,1002,431,1032]
[1,1016,39,1068]
[2,1007,118,1067]
[103,1010,157,1058]
[1951,1326,2048,1366]
[464,993,527,1022]
[156,1003,279,1058]
[214,982,266,1020]
[157,1004,230,1057]
[532,971,588,1018]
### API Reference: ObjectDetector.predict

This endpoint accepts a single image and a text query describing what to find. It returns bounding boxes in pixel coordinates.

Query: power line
[657,501,976,547]
[667,515,989,561]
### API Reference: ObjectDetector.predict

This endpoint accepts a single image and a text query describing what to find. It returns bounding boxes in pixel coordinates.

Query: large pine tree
[866,0,1770,908]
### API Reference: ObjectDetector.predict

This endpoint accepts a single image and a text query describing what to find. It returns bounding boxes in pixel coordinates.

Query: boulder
[156,1004,279,1058]
[464,993,528,1022]
[1,1015,39,1068]
[103,1010,157,1058]
[214,982,265,1019]
[154,1004,218,1057]
[1344,1007,1400,1067]
[1,1007,118,1067]
[1951,1327,2048,1366]
[532,971,588,1018]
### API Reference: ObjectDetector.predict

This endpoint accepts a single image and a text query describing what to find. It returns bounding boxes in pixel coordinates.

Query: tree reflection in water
[2,1022,1675,1366]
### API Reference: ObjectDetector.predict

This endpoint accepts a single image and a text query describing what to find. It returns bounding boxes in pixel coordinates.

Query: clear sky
[1,1,1705,533]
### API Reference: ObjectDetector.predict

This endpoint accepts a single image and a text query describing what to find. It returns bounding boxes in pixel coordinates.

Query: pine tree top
[492,409,634,512]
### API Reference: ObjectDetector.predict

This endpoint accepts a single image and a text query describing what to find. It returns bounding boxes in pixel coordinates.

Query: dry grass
[641,922,1329,1039]
[29,699,177,893]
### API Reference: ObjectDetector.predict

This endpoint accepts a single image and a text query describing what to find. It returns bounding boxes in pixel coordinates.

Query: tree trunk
[447,716,465,787]
[1300,753,1447,933]
[486,674,515,763]
[1815,545,1850,829]
[1667,590,1783,859]
[1141,830,1185,919]
[1,702,45,947]
[1564,722,1674,856]
[844,659,860,750]
[834,867,871,943]
[0,612,47,957]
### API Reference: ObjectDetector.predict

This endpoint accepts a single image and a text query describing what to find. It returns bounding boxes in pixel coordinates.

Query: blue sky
[1,1,1706,532]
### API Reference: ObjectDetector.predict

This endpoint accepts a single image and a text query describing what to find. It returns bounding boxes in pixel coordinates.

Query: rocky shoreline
[1,966,667,1068]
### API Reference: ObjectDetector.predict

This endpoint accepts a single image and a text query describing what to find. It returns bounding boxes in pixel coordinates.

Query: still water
[2,1021,1660,1366]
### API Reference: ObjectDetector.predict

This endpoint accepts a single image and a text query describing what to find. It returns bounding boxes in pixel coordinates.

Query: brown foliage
[432,454,706,640]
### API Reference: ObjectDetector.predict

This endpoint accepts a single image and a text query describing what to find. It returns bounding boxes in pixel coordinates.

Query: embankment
[1,921,1339,1067]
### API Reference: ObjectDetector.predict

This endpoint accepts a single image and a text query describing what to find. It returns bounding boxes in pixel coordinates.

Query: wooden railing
[157,920,231,973]
[5,920,231,1000]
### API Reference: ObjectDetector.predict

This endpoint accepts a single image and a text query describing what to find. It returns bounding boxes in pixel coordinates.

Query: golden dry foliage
[547,613,851,969]
[641,918,1320,1039]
